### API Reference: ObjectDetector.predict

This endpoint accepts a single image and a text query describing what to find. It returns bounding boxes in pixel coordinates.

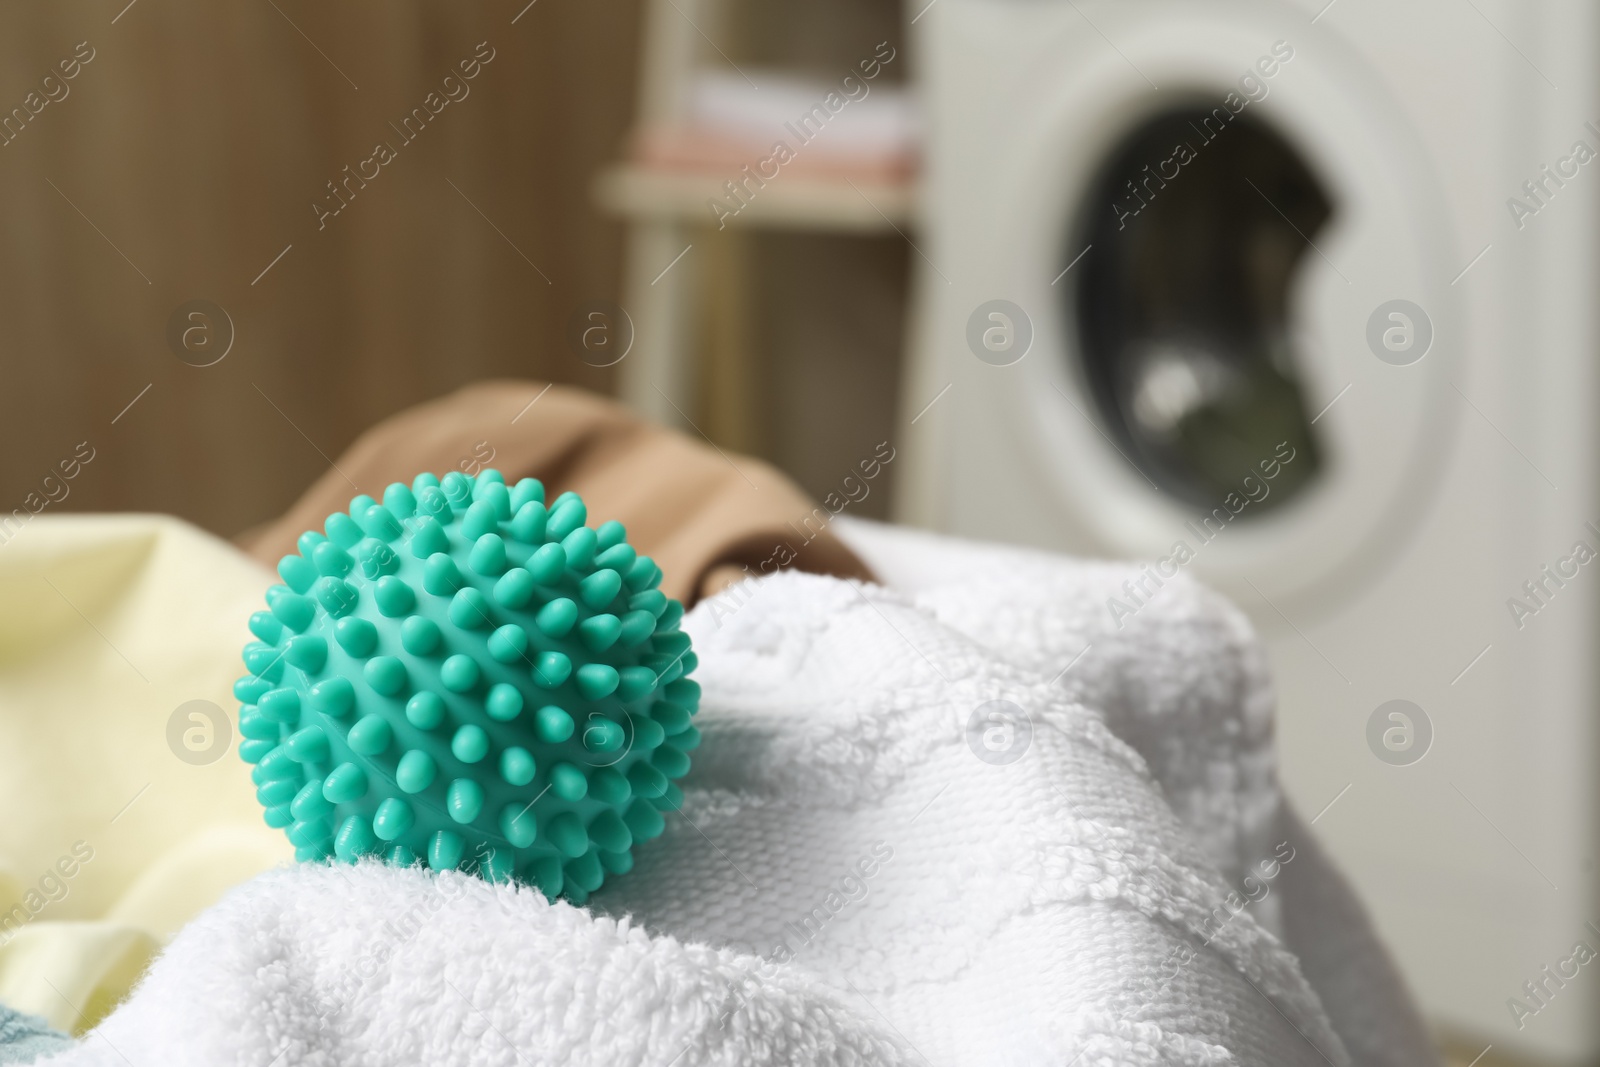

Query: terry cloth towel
[830,518,1439,1067]
[0,1007,68,1064]
[236,380,875,605]
[33,521,1435,1067]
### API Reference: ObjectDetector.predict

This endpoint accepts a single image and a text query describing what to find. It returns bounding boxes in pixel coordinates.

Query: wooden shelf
[594,163,917,233]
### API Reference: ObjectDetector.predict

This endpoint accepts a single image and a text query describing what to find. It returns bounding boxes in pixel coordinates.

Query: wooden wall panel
[0,1,640,536]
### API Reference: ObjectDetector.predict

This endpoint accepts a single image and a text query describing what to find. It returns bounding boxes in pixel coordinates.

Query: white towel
[38,521,1435,1067]
[832,518,1437,1067]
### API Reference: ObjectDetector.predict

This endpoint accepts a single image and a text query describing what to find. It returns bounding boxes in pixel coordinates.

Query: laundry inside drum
[1072,104,1332,514]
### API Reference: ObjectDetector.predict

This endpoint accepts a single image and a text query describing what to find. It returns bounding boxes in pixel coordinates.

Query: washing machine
[898,0,1600,1059]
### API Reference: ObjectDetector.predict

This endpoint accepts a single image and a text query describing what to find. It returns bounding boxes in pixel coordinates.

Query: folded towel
[601,565,1348,1066]
[833,518,1438,1067]
[41,861,916,1067]
[34,521,1435,1066]
[0,1007,68,1064]
[0,516,291,1035]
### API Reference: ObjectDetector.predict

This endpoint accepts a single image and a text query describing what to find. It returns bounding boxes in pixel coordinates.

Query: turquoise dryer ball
[233,469,700,903]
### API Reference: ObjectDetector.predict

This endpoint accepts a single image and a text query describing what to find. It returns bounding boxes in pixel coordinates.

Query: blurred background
[3,1,1596,1064]
[0,0,908,537]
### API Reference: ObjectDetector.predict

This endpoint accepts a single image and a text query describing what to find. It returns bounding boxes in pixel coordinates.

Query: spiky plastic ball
[233,469,700,903]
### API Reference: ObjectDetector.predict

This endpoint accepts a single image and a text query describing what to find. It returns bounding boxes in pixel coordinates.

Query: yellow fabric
[0,515,293,1033]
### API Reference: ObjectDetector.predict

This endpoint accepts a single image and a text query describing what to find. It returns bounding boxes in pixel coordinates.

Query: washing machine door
[924,4,1459,618]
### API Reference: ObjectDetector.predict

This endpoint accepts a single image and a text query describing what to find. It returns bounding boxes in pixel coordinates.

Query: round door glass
[1073,105,1331,513]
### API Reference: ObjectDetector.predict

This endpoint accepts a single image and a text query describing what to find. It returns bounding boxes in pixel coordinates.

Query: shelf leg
[618,220,698,428]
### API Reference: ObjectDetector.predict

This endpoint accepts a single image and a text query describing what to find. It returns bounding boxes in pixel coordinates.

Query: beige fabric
[0,516,292,1034]
[238,380,876,603]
